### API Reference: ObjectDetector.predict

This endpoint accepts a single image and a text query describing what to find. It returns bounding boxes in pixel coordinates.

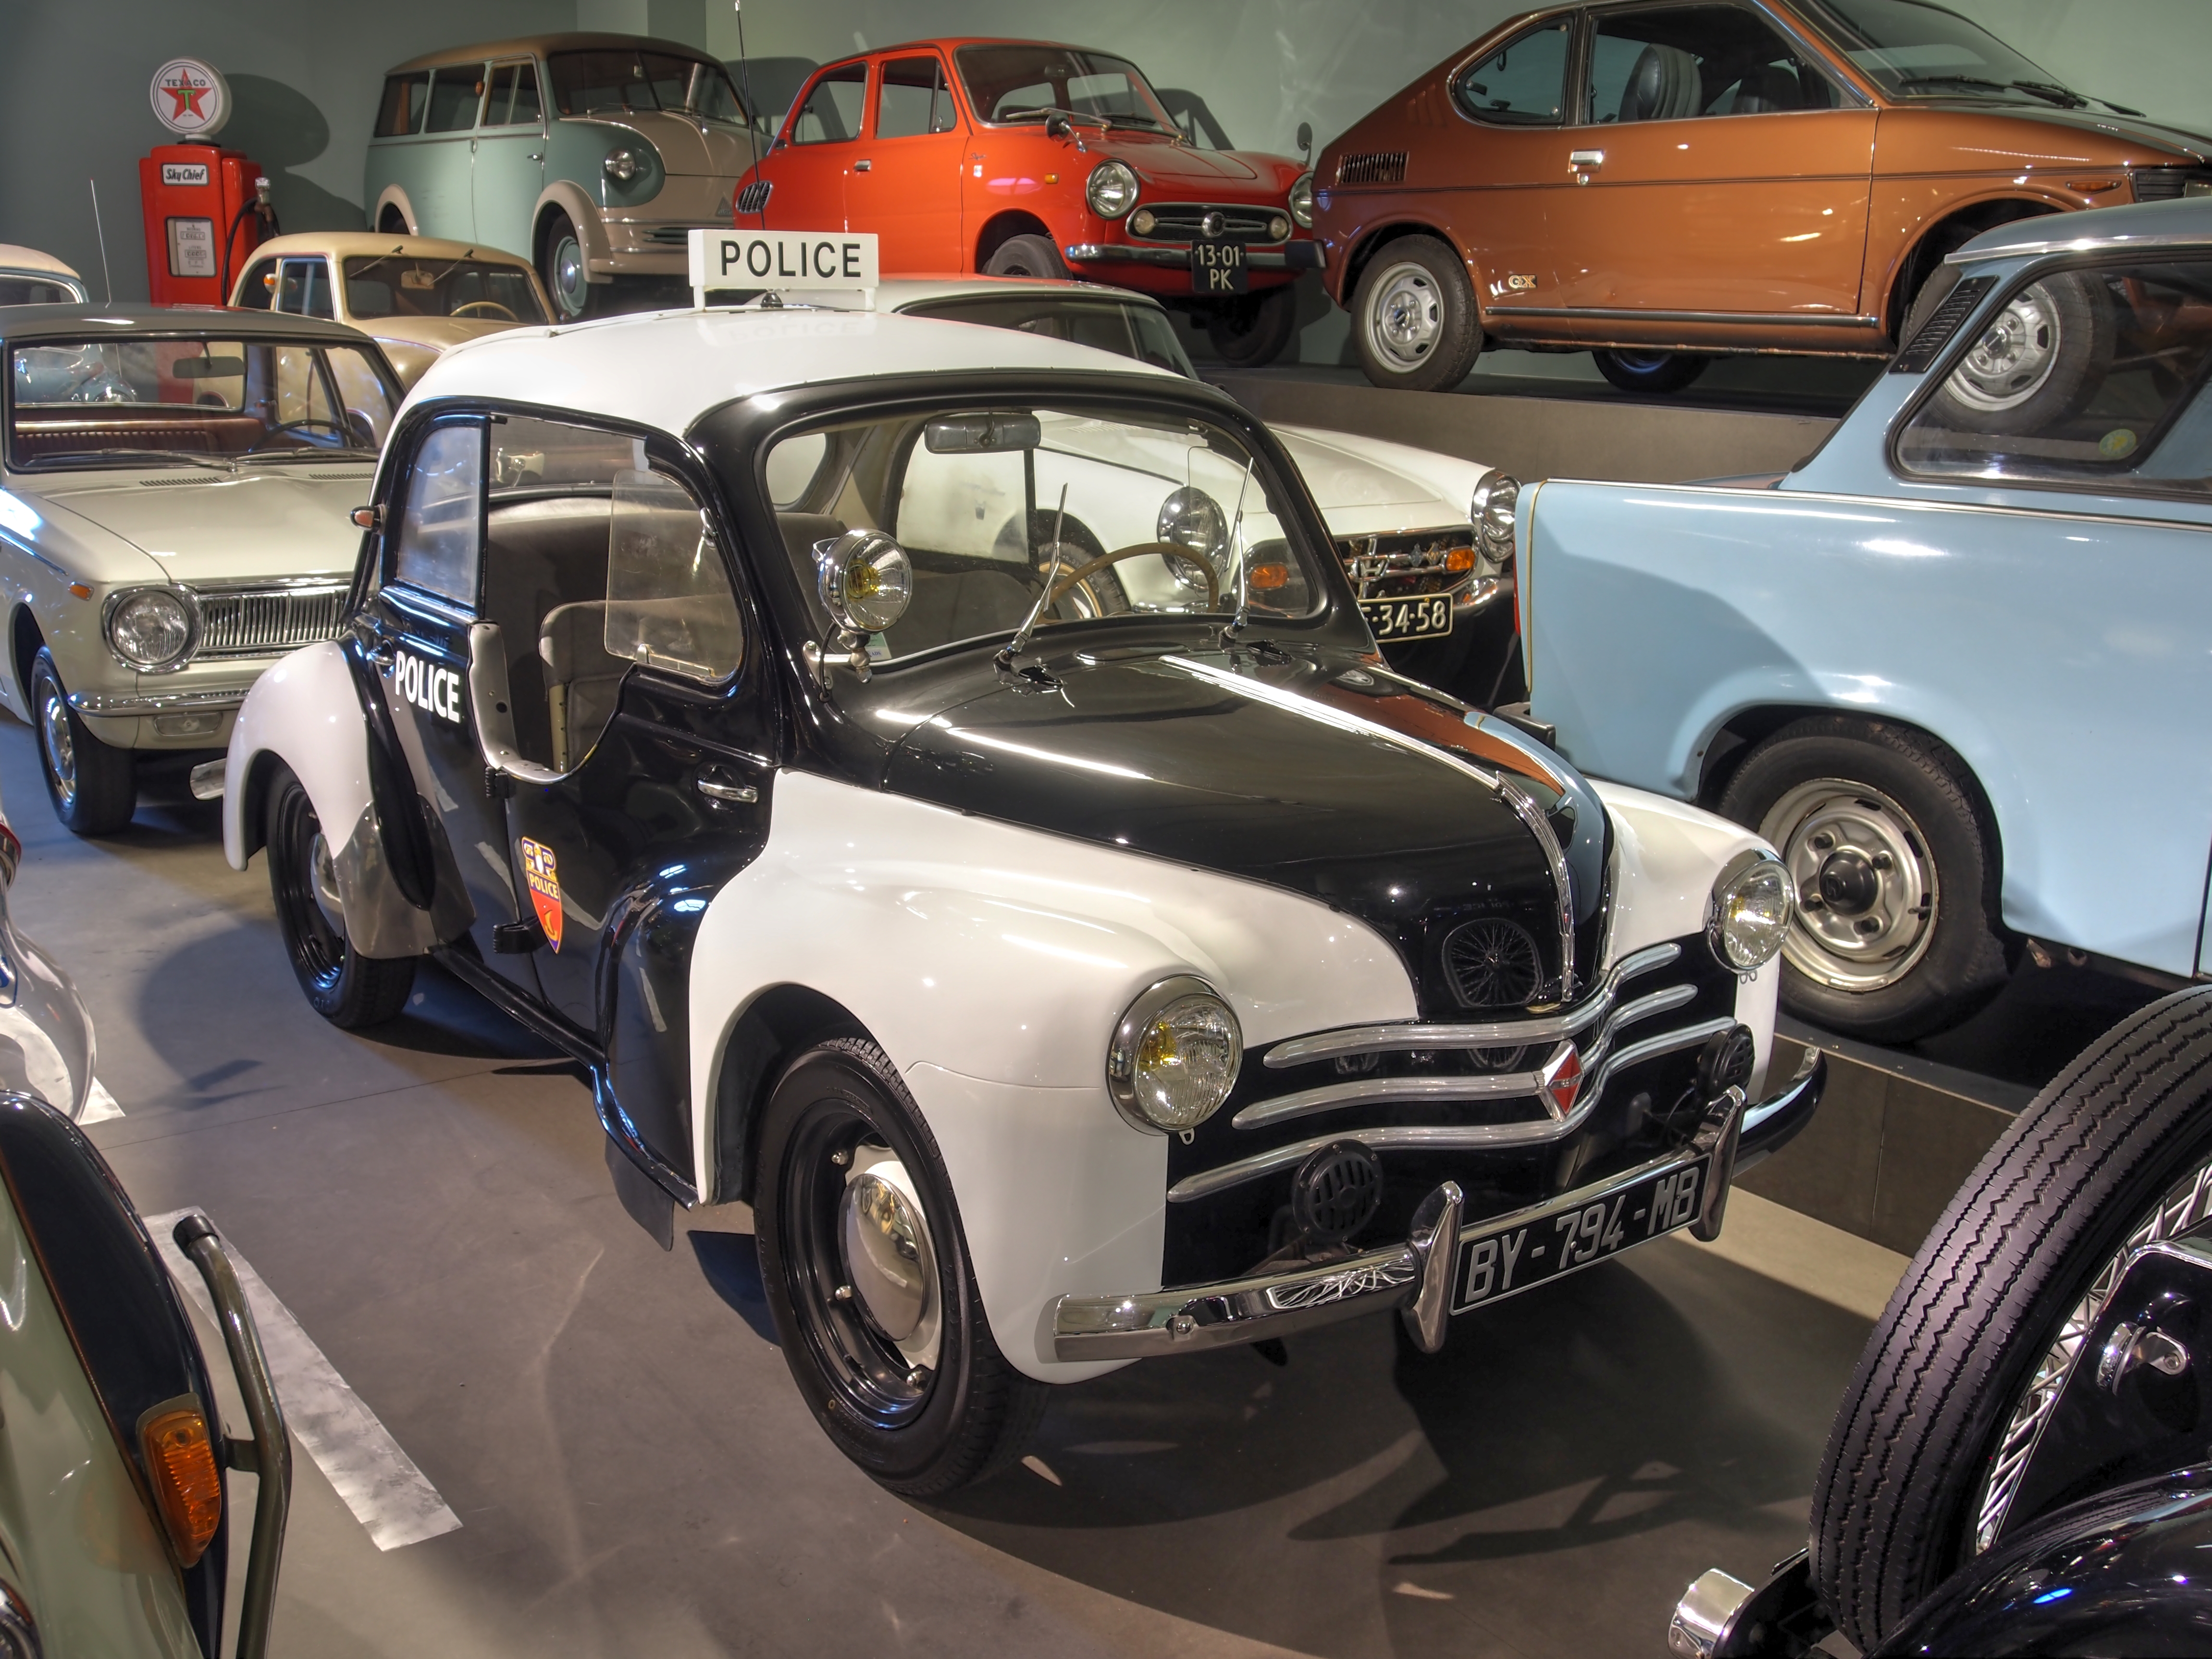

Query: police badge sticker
[519,838,563,952]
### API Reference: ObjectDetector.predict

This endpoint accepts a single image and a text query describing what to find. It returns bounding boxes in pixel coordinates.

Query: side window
[1452,20,1571,125]
[509,63,543,125]
[1587,4,1839,124]
[376,72,429,137]
[392,422,483,604]
[790,63,867,144]
[235,259,277,310]
[273,258,334,320]
[878,57,956,138]
[423,66,484,134]
[485,62,543,125]
[1896,259,2212,499]
[606,469,744,683]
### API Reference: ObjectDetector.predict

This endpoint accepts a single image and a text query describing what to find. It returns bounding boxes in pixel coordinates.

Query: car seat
[1620,44,1703,121]
[1728,64,1802,113]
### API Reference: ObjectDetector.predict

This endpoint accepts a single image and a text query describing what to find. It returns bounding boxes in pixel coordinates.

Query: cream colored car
[0,246,87,307]
[230,232,551,387]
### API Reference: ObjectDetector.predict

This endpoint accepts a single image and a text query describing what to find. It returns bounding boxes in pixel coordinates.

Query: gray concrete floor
[10,714,1907,1659]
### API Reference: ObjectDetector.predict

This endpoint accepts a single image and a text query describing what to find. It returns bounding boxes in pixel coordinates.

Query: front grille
[1161,934,1740,1285]
[2132,168,2212,202]
[1336,528,1478,597]
[195,586,348,659]
[736,179,772,214]
[136,476,224,487]
[1128,204,1281,245]
[1444,918,1542,1008]
[1336,151,1408,186]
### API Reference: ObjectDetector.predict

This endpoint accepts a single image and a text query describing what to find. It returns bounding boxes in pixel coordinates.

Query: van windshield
[547,49,748,122]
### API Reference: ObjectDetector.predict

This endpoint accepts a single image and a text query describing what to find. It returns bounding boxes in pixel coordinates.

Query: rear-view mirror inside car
[924,412,1042,454]
[173,356,246,379]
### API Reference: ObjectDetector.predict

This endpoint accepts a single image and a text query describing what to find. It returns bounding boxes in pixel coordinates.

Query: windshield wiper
[2008,79,2088,108]
[238,447,376,466]
[1104,114,1173,132]
[1895,74,2080,109]
[26,448,233,472]
[996,104,1105,130]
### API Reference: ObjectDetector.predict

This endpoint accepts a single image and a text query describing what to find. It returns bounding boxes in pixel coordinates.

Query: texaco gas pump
[137,57,276,306]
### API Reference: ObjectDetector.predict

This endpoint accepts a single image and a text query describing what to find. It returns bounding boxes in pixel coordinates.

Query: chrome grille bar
[1171,1017,1740,1203]
[194,585,348,659]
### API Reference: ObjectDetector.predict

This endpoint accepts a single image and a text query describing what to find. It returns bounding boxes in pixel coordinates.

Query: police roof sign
[689,230,878,307]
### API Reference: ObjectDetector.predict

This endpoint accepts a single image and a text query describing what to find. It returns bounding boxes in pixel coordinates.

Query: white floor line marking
[145,1208,461,1551]
[78,1078,124,1124]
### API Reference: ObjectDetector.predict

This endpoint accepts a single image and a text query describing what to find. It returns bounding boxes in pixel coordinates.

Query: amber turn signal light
[350,505,380,530]
[138,1398,222,1565]
[1444,547,1476,573]
[1250,563,1289,590]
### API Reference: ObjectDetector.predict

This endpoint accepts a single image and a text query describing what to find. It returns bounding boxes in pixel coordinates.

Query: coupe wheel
[1350,236,1483,392]
[540,210,593,322]
[1203,284,1298,368]
[30,649,135,836]
[1714,714,2008,1041]
[265,766,416,1027]
[1591,349,1710,395]
[982,233,1068,281]
[1933,270,2110,434]
[754,1038,1046,1495]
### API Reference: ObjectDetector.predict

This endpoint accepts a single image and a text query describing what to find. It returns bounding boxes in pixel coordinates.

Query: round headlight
[106,588,196,671]
[1288,171,1315,230]
[1086,159,1140,219]
[1471,471,1520,560]
[1708,849,1794,973]
[1156,485,1228,593]
[1108,976,1243,1135]
[603,147,643,184]
[815,528,913,635]
[1267,215,1292,243]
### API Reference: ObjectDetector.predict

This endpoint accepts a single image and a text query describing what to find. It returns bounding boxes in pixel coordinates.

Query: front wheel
[754,1038,1047,1495]
[1714,715,2008,1041]
[1203,284,1298,368]
[1350,236,1482,392]
[265,766,416,1027]
[1591,348,1709,395]
[30,649,135,836]
[982,233,1068,281]
[539,209,594,322]
[1813,986,2212,1651]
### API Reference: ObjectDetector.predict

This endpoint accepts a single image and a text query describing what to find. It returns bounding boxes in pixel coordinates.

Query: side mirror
[1045,111,1073,140]
[1296,121,1313,159]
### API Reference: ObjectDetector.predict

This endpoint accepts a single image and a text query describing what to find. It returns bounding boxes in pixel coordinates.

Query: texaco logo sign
[150,58,231,137]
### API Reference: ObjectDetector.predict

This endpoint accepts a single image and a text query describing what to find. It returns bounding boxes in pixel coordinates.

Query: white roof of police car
[872,275,1169,311]
[405,304,1182,436]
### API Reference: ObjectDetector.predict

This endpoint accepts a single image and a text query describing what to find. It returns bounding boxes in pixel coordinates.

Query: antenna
[1224,457,1258,635]
[88,179,113,304]
[1001,485,1069,666]
[733,0,764,227]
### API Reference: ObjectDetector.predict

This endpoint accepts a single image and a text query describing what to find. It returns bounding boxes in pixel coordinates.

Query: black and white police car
[216,278,1823,1493]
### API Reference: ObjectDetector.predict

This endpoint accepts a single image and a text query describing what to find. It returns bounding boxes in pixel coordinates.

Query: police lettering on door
[394,649,462,724]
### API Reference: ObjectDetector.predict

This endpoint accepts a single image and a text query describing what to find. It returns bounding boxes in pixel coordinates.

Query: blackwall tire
[1714,715,2007,1042]
[540,210,594,322]
[1812,985,2212,1651]
[1591,349,1710,395]
[1204,283,1298,368]
[31,649,135,837]
[1350,236,1482,392]
[755,1038,1048,1495]
[982,234,1069,281]
[265,766,416,1028]
[1932,270,2110,435]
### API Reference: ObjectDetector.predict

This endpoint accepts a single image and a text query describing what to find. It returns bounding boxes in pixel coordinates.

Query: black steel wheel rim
[271,786,345,995]
[780,1097,934,1430]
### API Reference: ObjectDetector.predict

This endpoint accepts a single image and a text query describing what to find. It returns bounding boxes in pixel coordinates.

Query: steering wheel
[1048,541,1220,612]
[451,299,518,321]
[245,418,353,454]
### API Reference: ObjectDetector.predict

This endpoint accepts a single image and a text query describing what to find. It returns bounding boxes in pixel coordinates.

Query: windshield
[896,295,1195,376]
[9,337,398,469]
[1797,0,2079,103]
[338,256,547,324]
[954,45,1176,131]
[755,400,1324,661]
[546,49,748,122]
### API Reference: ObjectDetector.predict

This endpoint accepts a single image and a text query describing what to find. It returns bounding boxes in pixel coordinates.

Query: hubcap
[309,831,347,936]
[550,234,588,319]
[1760,779,1938,993]
[38,689,76,809]
[1948,283,2062,412]
[1366,261,1441,372]
[839,1158,939,1363]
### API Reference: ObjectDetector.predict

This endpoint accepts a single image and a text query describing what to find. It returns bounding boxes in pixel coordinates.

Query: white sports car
[220,298,1821,1494]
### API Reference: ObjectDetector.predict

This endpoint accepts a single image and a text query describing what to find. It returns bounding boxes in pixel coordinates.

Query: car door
[412,61,488,238]
[1542,1,1875,318]
[757,61,868,232]
[361,415,542,998]
[269,257,334,319]
[844,53,965,271]
[471,58,547,259]
[473,416,773,1193]
[1432,15,1578,335]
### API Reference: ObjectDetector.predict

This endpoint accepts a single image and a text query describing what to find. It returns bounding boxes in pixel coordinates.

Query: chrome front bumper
[1052,1047,1826,1362]
[1063,241,1325,272]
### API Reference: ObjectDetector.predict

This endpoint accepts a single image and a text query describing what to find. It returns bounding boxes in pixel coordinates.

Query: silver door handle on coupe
[853,159,873,172]
[1569,149,1605,166]
[696,777,758,804]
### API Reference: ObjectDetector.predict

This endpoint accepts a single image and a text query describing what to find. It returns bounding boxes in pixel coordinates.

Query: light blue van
[364,33,761,320]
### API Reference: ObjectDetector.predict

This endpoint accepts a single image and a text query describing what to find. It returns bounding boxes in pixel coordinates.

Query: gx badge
[392,648,463,725]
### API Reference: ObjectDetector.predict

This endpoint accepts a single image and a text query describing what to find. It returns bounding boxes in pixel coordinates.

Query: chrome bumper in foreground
[1052,1047,1826,1363]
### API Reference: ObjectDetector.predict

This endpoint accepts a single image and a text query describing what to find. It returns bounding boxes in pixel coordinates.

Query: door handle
[853,159,873,172]
[696,775,758,805]
[528,152,543,162]
[1569,149,1605,167]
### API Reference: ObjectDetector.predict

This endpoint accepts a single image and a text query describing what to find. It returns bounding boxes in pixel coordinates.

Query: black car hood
[880,648,1609,1017]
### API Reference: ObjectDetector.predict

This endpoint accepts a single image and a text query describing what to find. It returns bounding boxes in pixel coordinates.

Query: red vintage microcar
[732,39,1321,364]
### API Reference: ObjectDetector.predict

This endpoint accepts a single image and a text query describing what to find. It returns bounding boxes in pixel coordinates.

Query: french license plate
[1453,1157,1707,1314]
[1359,594,1453,641]
[1192,241,1248,294]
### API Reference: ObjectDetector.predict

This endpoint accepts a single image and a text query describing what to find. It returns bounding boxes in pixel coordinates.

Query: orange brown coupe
[1312,0,2212,392]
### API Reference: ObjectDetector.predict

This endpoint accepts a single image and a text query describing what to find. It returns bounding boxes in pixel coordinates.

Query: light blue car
[1520,196,2212,1041]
